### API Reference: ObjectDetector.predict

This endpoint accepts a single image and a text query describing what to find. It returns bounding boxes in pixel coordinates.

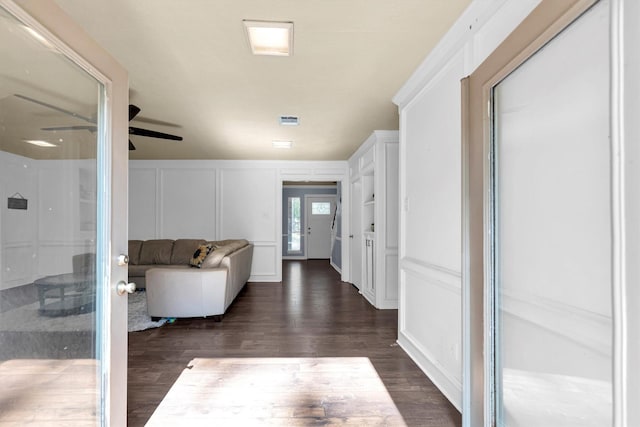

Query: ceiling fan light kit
[15,94,182,151]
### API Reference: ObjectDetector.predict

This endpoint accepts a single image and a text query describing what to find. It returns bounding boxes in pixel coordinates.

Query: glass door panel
[492,1,612,426]
[0,5,106,424]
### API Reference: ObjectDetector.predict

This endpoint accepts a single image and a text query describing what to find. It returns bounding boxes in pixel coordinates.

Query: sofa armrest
[145,267,228,318]
[220,243,253,310]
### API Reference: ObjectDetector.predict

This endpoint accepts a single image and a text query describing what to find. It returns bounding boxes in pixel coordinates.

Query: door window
[311,202,331,215]
[287,197,302,253]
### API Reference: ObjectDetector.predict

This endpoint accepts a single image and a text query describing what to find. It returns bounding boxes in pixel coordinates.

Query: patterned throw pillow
[190,244,213,268]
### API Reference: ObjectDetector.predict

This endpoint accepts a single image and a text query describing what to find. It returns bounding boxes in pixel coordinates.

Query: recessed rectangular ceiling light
[272,140,293,149]
[243,20,293,56]
[23,139,57,147]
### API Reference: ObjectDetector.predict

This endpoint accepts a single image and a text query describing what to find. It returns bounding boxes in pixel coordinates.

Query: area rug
[146,357,406,426]
[0,291,166,333]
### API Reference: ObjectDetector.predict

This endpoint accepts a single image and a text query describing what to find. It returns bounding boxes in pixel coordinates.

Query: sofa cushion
[227,239,249,252]
[139,240,175,265]
[128,264,151,277]
[128,240,143,265]
[171,239,206,265]
[201,244,235,269]
[208,239,249,251]
[190,243,214,268]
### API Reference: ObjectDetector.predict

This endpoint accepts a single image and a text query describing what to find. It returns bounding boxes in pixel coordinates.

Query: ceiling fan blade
[129,140,136,150]
[15,94,95,124]
[129,105,141,121]
[41,125,97,132]
[129,126,183,141]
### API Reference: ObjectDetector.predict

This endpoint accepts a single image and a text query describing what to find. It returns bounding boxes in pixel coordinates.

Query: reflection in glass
[0,6,103,424]
[492,2,612,426]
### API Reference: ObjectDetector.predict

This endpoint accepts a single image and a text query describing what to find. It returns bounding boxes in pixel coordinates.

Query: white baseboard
[330,260,341,274]
[397,332,462,412]
[283,256,306,260]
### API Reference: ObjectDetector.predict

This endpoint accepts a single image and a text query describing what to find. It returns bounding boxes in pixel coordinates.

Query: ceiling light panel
[243,20,293,56]
[272,140,293,149]
[23,139,57,147]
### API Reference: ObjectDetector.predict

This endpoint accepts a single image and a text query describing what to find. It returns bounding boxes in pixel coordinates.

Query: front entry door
[0,2,129,425]
[305,195,336,259]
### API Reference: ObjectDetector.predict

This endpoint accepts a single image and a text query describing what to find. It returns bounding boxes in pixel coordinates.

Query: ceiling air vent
[279,116,299,126]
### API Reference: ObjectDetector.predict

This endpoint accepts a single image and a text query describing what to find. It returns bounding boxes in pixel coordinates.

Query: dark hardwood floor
[128,260,461,426]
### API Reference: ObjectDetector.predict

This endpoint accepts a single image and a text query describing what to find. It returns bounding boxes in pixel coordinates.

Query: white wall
[0,151,37,290]
[393,0,541,409]
[129,160,349,282]
[0,151,97,290]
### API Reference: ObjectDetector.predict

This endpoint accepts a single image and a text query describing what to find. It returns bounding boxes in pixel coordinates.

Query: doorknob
[308,227,311,235]
[117,254,129,266]
[116,281,136,295]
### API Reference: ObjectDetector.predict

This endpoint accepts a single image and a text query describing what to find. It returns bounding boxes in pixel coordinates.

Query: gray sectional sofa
[128,239,253,319]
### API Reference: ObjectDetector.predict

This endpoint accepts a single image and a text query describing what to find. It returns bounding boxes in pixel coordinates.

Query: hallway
[128,260,461,426]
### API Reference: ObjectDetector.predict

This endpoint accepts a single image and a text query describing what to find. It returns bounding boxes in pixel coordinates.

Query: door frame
[2,1,130,424]
[304,194,337,259]
[462,0,638,425]
[349,178,362,290]
[278,175,349,283]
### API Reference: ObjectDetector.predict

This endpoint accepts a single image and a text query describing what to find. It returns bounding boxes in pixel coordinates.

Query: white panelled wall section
[0,150,97,291]
[129,160,349,283]
[393,0,542,410]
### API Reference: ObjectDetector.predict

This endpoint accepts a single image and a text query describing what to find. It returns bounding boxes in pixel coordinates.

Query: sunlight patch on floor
[0,359,98,425]
[146,357,407,426]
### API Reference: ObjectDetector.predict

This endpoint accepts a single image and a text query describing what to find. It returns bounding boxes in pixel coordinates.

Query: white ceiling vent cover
[279,116,299,126]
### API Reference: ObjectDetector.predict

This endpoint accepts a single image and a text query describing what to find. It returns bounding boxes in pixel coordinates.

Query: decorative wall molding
[392,2,544,412]
[501,289,612,357]
[249,243,278,280]
[394,0,541,106]
[130,160,348,284]
[401,257,461,294]
[38,241,93,248]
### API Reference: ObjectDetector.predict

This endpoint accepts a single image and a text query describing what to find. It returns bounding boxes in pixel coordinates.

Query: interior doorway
[282,181,341,270]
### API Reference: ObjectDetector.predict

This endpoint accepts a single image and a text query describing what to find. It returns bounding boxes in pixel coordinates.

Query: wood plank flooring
[0,359,97,426]
[128,260,461,426]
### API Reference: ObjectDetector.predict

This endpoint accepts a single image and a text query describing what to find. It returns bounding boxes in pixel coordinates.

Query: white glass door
[305,195,336,259]
[491,1,612,425]
[0,2,128,425]
[464,1,639,425]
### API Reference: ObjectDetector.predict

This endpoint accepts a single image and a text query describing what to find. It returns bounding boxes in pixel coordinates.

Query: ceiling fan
[15,94,183,150]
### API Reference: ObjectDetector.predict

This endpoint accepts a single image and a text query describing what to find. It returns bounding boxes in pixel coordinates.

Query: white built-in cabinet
[348,131,399,309]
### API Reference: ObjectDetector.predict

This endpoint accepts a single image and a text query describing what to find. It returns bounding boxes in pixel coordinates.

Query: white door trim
[1,2,130,424]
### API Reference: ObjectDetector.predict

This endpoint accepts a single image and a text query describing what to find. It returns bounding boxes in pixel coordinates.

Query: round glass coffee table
[33,272,95,317]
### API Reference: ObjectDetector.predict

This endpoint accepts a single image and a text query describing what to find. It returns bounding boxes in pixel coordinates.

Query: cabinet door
[364,238,375,295]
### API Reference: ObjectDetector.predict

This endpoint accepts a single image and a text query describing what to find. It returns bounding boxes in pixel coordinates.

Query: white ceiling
[48,0,471,160]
